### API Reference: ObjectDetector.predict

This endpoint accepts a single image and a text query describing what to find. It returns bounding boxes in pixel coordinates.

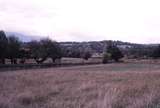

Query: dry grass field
[0,63,160,108]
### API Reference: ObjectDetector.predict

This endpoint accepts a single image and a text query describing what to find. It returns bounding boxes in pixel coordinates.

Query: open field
[0,63,160,108]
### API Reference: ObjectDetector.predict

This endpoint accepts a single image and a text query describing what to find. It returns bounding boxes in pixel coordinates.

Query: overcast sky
[0,0,160,43]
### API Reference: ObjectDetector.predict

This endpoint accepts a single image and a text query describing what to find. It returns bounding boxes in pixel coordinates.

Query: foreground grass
[0,63,160,108]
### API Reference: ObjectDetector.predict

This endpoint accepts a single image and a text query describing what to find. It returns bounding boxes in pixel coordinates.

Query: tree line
[61,41,160,60]
[1,30,160,65]
[0,31,92,64]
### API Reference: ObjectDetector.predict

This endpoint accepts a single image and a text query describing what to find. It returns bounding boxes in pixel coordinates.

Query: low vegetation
[0,63,160,108]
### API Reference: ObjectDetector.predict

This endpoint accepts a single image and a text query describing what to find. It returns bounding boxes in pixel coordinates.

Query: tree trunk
[13,59,17,64]
[11,59,14,64]
[0,58,5,64]
[52,58,56,63]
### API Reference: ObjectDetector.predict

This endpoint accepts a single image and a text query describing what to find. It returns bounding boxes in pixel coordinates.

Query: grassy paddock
[0,63,160,108]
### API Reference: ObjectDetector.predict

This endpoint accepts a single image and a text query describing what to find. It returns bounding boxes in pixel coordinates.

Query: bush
[107,43,124,62]
[102,53,111,64]
[81,51,92,60]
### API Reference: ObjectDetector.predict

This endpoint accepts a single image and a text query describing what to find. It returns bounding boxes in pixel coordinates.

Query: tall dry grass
[0,63,160,108]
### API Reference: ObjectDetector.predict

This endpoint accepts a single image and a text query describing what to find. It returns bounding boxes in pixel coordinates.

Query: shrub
[106,42,124,62]
[81,51,92,60]
[102,53,111,64]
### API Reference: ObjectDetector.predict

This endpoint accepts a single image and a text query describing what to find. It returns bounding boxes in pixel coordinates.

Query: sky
[0,0,160,43]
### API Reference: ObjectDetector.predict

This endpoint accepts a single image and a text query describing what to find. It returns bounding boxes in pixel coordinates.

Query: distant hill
[60,40,143,53]
[60,40,159,59]
[5,32,42,42]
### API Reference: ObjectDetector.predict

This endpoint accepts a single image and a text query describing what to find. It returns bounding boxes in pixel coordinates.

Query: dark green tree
[7,36,21,64]
[0,31,8,64]
[19,48,30,64]
[28,40,47,64]
[106,42,124,62]
[151,45,160,58]
[40,38,62,63]
[102,53,111,64]
[29,38,62,64]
